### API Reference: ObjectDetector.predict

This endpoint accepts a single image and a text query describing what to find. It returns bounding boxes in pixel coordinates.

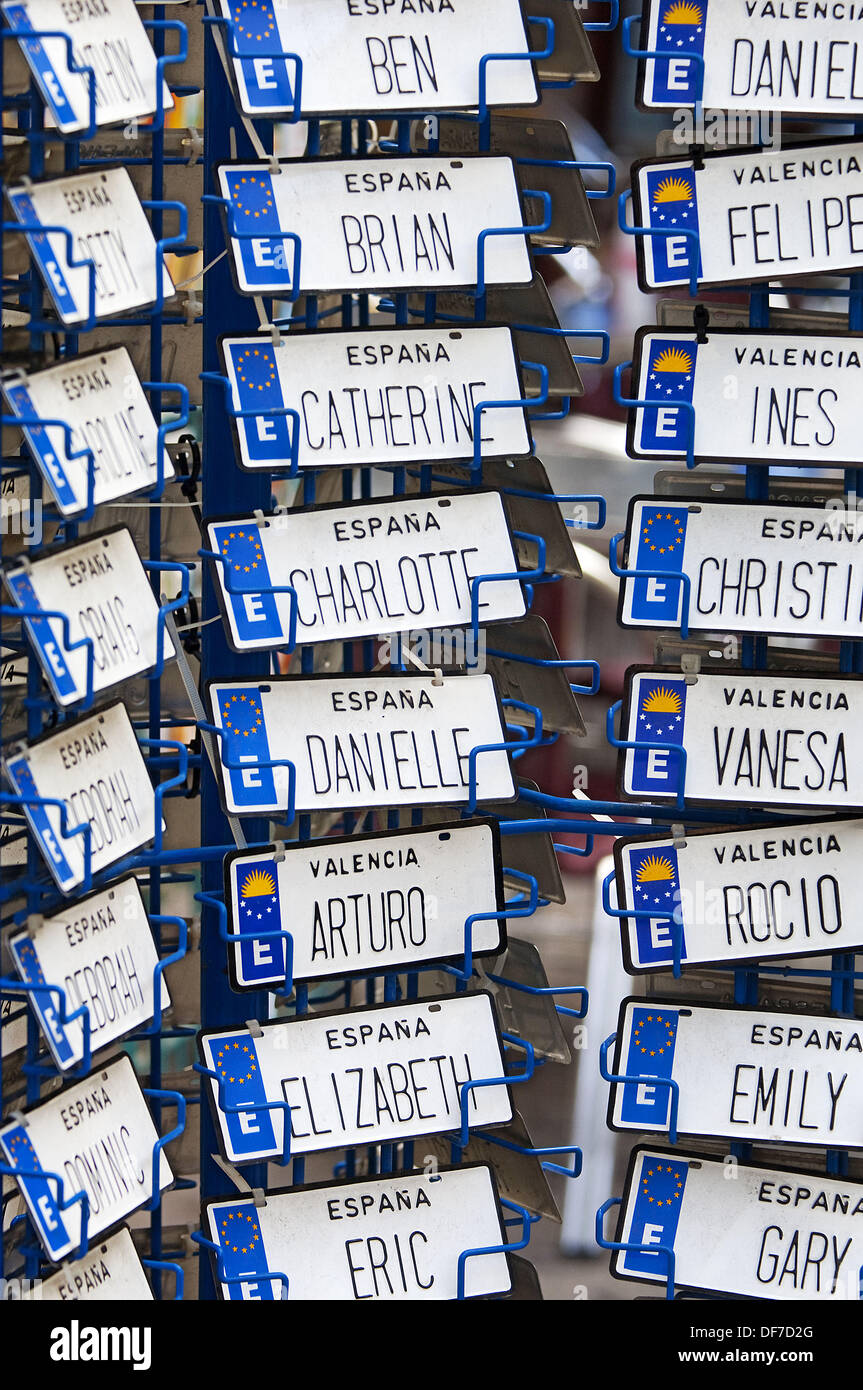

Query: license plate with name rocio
[21,1226,153,1301]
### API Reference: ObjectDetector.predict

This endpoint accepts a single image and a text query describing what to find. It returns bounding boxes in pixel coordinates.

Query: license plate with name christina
[0,1054,172,1262]
[206,672,515,817]
[220,325,531,472]
[218,0,538,118]
[615,818,863,973]
[608,999,863,1149]
[21,1226,153,1302]
[619,667,863,811]
[619,497,863,638]
[632,138,863,291]
[2,700,158,893]
[224,819,506,990]
[626,328,863,468]
[6,168,174,324]
[613,1146,863,1301]
[217,156,533,296]
[1,347,171,516]
[5,527,176,705]
[205,1164,510,1301]
[200,993,512,1164]
[207,492,525,653]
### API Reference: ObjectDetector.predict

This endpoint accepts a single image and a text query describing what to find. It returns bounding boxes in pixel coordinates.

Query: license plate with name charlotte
[0,1054,172,1262]
[217,156,532,296]
[613,1146,863,1301]
[206,672,515,817]
[224,819,505,990]
[608,999,863,1149]
[200,993,512,1164]
[615,818,863,973]
[632,138,863,291]
[21,1226,153,1301]
[619,667,863,811]
[220,325,531,471]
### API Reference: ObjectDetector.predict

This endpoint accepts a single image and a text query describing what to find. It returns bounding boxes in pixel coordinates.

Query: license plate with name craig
[200,992,512,1164]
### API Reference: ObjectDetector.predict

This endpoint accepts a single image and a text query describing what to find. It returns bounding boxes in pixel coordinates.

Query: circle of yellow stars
[237,346,277,392]
[232,0,275,42]
[222,528,263,575]
[219,1209,261,1256]
[642,511,685,555]
[222,692,265,738]
[231,175,274,218]
[641,1163,685,1206]
[215,1038,259,1086]
[633,1013,675,1057]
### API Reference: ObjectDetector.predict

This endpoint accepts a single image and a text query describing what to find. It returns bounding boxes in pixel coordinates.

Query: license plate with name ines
[200,993,513,1164]
[632,138,863,291]
[613,1146,863,1301]
[224,819,506,990]
[6,168,174,324]
[207,492,525,653]
[21,1226,153,1301]
[615,818,863,973]
[217,156,533,296]
[2,700,158,893]
[619,497,863,638]
[619,667,863,811]
[1,347,171,516]
[206,672,515,817]
[0,1054,172,1262]
[626,328,863,467]
[218,0,538,118]
[205,1163,510,1301]
[609,999,863,1149]
[220,325,531,472]
[5,527,176,705]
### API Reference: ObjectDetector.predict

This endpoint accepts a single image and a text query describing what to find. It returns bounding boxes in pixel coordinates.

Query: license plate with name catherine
[608,999,863,1149]
[200,993,512,1164]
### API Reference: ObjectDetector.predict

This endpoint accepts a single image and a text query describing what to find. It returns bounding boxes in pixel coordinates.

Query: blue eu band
[627,844,685,967]
[4,381,78,510]
[1,1124,73,1259]
[644,167,702,283]
[8,571,79,702]
[232,857,286,985]
[212,523,282,643]
[624,1152,689,1276]
[637,340,698,454]
[619,1007,680,1126]
[4,4,80,128]
[228,342,293,463]
[215,685,278,809]
[629,502,690,625]
[224,171,292,290]
[7,756,76,889]
[214,1200,275,1300]
[205,1032,278,1159]
[8,190,80,319]
[229,0,295,110]
[10,936,77,1068]
[629,675,687,796]
[649,1,706,105]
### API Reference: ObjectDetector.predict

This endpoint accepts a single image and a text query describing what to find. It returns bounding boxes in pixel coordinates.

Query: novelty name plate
[5,527,175,705]
[615,818,863,973]
[206,672,515,817]
[619,497,863,639]
[619,667,863,811]
[9,876,168,1070]
[200,992,512,1164]
[2,700,158,893]
[6,168,174,324]
[1,347,171,516]
[608,999,863,1150]
[224,819,506,990]
[613,1147,863,1301]
[218,0,538,118]
[632,139,863,291]
[2,0,171,134]
[21,1226,153,1301]
[217,156,533,296]
[0,1054,171,1262]
[207,492,525,653]
[626,328,863,468]
[205,1163,509,1301]
[220,325,530,472]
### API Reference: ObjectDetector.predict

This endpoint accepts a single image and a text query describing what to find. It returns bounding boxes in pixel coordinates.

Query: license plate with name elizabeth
[200,993,512,1164]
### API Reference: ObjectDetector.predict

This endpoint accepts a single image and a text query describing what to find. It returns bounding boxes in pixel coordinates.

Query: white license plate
[21,1226,153,1301]
[207,672,515,817]
[219,0,538,117]
[205,1163,509,1301]
[208,492,525,652]
[626,328,863,468]
[613,1146,863,1301]
[217,156,532,296]
[639,0,863,118]
[615,818,863,973]
[632,139,863,290]
[221,325,530,471]
[619,496,863,638]
[5,527,175,705]
[2,0,171,134]
[0,1054,172,1262]
[1,347,171,516]
[620,667,863,810]
[200,992,512,1163]
[9,876,168,1070]
[609,999,863,1149]
[224,819,505,989]
[2,700,159,893]
[6,168,174,324]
